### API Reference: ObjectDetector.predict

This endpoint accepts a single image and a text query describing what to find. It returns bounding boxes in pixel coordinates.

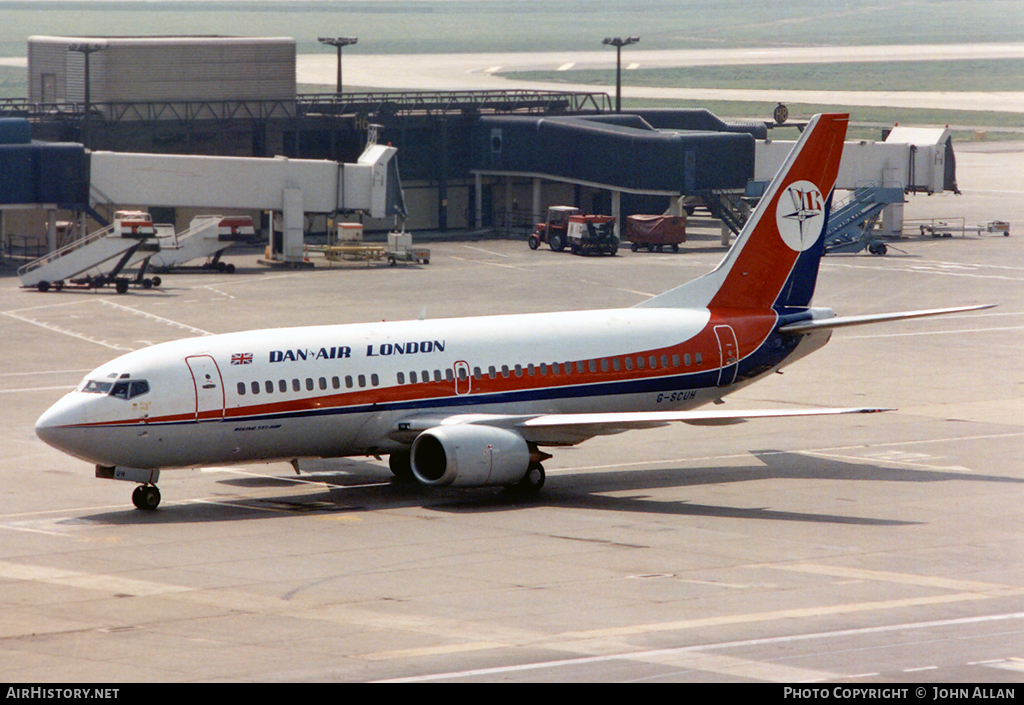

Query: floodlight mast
[318,36,358,94]
[602,36,639,113]
[67,42,106,148]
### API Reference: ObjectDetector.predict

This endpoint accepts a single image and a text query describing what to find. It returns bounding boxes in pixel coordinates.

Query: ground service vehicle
[567,214,618,256]
[528,206,578,251]
[626,215,686,252]
[529,207,619,254]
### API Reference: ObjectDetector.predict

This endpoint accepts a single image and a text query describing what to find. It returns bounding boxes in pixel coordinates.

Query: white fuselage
[35,305,829,471]
[36,113,855,486]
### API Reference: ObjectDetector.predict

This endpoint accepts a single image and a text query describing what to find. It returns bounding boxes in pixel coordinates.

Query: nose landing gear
[131,484,161,510]
[96,465,162,510]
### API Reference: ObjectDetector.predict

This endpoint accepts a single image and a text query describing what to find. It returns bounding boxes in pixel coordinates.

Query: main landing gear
[385,451,546,495]
[506,462,546,495]
[131,484,161,510]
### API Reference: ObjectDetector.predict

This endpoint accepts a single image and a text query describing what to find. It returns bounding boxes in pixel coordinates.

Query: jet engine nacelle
[410,424,531,488]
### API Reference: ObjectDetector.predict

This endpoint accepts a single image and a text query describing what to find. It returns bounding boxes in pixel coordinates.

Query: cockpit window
[81,380,114,394]
[80,378,150,400]
[129,380,150,398]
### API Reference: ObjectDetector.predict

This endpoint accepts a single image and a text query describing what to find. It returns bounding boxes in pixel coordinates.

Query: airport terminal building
[2,35,955,251]
[3,35,774,239]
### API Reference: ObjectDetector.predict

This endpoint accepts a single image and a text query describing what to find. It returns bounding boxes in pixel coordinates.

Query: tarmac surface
[0,142,1022,683]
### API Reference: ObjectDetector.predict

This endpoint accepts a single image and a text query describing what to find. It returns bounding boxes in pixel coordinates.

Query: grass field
[1,0,1021,137]
[0,0,1021,58]
[0,66,25,98]
[505,59,1024,94]
[501,56,1024,137]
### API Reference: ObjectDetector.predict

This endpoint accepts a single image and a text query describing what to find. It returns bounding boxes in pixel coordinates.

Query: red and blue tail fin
[638,113,848,312]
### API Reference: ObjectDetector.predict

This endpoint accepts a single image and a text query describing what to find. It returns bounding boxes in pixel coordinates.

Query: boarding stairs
[698,189,751,235]
[149,216,237,272]
[18,221,159,292]
[84,184,118,228]
[824,183,905,255]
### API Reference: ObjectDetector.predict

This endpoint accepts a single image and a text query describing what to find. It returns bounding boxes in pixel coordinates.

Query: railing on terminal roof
[0,90,613,128]
[0,97,298,127]
[301,90,612,118]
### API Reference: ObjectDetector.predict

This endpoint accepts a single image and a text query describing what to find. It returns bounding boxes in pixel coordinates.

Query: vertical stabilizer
[637,113,848,311]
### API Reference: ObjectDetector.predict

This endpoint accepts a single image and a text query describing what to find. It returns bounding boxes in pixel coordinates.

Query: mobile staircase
[824,183,905,255]
[698,189,751,236]
[18,212,162,293]
[149,215,255,273]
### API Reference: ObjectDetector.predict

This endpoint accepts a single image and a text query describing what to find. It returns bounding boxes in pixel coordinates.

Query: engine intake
[410,424,531,488]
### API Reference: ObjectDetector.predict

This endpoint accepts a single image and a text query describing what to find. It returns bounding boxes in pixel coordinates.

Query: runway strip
[296,43,1024,113]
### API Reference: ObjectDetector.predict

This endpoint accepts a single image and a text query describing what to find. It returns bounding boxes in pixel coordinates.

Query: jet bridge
[88,139,406,264]
[754,126,956,237]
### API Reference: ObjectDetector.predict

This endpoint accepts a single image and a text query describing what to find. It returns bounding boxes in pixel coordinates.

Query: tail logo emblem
[776,180,825,252]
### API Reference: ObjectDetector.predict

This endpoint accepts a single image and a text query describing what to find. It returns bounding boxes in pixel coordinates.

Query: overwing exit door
[454,360,472,396]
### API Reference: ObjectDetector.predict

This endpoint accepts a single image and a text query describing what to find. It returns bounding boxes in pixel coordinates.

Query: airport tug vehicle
[528,206,619,254]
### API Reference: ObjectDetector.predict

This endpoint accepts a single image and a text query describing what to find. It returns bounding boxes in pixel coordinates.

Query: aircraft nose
[35,394,89,455]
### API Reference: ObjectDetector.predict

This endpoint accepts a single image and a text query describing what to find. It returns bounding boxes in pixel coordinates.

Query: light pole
[67,42,106,148]
[602,36,639,113]
[318,36,358,94]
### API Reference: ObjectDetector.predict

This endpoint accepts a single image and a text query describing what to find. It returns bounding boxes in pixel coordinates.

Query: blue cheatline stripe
[127,327,808,430]
[148,367,724,429]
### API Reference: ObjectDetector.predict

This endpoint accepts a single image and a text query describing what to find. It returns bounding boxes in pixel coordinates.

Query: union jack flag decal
[231,353,253,365]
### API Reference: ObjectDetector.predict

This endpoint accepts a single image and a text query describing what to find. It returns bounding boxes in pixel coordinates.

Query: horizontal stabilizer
[778,304,996,334]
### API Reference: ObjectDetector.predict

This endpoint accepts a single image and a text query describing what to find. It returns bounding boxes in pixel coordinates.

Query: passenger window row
[236,351,706,397]
[237,374,380,396]
[396,369,454,385]
[396,352,704,385]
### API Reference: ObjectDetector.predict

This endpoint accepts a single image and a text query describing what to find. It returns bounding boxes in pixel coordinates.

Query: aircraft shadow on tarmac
[77,448,1024,527]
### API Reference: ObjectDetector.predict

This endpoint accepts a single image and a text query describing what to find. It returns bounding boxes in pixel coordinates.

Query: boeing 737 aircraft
[35,113,991,510]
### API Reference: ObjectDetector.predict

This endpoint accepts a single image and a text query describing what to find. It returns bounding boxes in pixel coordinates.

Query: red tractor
[528,206,579,252]
[529,206,618,255]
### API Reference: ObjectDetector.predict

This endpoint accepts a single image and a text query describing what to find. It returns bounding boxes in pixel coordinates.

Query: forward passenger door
[185,355,225,422]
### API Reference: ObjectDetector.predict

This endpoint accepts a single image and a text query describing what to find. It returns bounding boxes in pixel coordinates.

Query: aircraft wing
[514,407,887,444]
[778,304,995,334]
[390,406,889,447]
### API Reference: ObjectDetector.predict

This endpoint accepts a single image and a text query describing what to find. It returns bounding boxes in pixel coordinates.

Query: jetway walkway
[471,112,957,239]
[754,125,956,242]
[89,139,406,265]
